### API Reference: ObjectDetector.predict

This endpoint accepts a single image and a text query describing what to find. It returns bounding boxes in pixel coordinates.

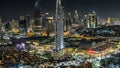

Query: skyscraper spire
[55,0,64,50]
[35,0,40,8]
[34,0,42,36]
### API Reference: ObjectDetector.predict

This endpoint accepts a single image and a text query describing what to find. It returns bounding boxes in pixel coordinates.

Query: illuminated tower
[47,17,54,36]
[0,18,5,39]
[83,15,88,28]
[0,18,3,39]
[107,17,111,24]
[34,0,42,36]
[87,10,97,28]
[74,10,79,25]
[68,12,72,27]
[26,15,30,29]
[55,0,64,50]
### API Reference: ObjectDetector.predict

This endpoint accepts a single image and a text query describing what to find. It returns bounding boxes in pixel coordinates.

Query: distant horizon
[0,0,120,22]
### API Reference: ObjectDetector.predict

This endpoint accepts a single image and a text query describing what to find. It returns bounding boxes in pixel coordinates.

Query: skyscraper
[83,15,88,28]
[68,12,72,25]
[71,10,79,28]
[41,14,47,29]
[26,15,30,29]
[107,17,111,25]
[34,0,42,36]
[0,18,3,39]
[46,17,54,36]
[87,11,97,28]
[55,0,64,50]
[34,0,41,24]
[19,19,27,33]
[74,10,79,25]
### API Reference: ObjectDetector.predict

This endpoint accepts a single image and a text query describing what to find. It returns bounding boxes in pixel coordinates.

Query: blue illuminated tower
[55,0,64,50]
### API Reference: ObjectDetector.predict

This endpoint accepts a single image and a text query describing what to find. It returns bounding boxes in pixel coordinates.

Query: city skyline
[0,0,120,22]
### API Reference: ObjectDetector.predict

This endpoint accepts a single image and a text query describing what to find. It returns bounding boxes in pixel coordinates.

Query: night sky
[0,0,120,22]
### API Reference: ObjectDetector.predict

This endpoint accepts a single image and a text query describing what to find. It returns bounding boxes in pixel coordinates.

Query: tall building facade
[55,0,64,50]
[74,10,79,25]
[41,14,47,29]
[67,12,72,30]
[46,17,54,36]
[87,11,97,28]
[83,15,88,28]
[34,0,42,36]
[26,15,30,29]
[19,19,27,34]
[0,18,3,39]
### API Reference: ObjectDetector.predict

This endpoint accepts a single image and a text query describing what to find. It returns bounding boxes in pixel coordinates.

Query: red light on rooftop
[87,49,94,55]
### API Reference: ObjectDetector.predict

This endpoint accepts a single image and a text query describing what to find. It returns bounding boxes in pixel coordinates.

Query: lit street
[0,0,120,68]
